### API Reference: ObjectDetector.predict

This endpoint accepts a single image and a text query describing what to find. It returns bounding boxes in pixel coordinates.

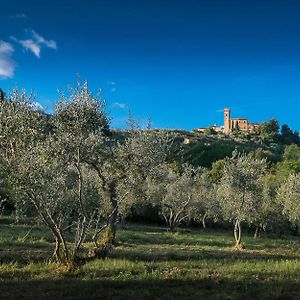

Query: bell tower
[224,108,231,134]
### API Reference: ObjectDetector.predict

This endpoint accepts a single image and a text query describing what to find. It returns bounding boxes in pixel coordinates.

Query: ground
[0,218,299,300]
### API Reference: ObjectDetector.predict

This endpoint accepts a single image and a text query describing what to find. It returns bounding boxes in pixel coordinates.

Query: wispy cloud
[31,30,57,49]
[107,80,116,92]
[111,102,126,109]
[19,39,41,58]
[0,41,16,79]
[13,13,28,20]
[11,30,57,58]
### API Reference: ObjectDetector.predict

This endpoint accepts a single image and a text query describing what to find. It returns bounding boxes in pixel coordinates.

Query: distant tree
[208,159,225,184]
[217,151,267,247]
[282,144,300,161]
[204,127,217,135]
[280,124,300,145]
[276,144,300,178]
[251,148,274,162]
[259,118,279,141]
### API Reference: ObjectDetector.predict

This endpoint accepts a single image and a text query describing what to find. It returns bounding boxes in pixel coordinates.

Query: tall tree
[88,128,169,247]
[217,151,267,247]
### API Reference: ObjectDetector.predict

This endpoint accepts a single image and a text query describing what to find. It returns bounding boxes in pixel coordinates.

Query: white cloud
[19,39,41,58]
[107,80,117,92]
[112,102,126,109]
[0,41,16,79]
[14,13,28,19]
[12,30,57,58]
[31,30,57,49]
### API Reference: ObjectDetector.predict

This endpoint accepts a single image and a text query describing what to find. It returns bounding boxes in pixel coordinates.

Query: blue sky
[1,0,300,130]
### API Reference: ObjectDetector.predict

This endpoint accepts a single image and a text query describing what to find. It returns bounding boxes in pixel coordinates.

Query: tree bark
[169,221,176,232]
[120,214,127,229]
[234,219,242,247]
[253,225,261,239]
[201,213,207,232]
[108,181,118,245]
[89,163,119,247]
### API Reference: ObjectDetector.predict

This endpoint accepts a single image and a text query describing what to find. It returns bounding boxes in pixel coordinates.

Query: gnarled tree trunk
[234,218,242,247]
[201,213,207,232]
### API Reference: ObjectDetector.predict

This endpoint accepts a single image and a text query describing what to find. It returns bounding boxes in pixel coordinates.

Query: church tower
[224,108,231,134]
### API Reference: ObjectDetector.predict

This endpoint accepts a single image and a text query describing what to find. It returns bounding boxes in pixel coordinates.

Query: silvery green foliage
[277,173,300,225]
[148,163,196,231]
[252,174,282,233]
[0,88,43,162]
[52,81,109,255]
[188,168,220,227]
[15,140,76,225]
[217,151,268,223]
[88,127,170,237]
[11,81,110,262]
[55,81,108,136]
[15,136,102,261]
[54,81,109,165]
[0,88,44,220]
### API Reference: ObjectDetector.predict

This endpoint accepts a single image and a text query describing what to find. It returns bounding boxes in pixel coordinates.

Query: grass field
[0,219,299,300]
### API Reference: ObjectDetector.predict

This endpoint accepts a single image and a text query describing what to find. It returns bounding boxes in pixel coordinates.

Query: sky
[1,0,300,130]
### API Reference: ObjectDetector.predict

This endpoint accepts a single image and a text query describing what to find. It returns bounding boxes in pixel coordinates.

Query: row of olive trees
[150,150,299,248]
[0,83,299,265]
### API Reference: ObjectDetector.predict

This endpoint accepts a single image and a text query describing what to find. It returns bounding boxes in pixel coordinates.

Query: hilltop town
[196,108,260,135]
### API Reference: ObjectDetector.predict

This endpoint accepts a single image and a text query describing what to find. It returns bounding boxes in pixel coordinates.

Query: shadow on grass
[119,228,232,248]
[0,278,299,300]
[110,246,300,263]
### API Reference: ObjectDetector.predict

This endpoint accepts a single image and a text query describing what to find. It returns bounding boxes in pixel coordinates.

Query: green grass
[0,220,299,299]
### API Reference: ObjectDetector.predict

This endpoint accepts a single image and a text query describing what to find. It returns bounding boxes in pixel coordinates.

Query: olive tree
[189,169,220,231]
[0,88,45,220]
[88,128,169,248]
[217,151,267,247]
[10,81,108,266]
[147,164,196,232]
[277,173,300,228]
[252,174,282,239]
[52,81,109,257]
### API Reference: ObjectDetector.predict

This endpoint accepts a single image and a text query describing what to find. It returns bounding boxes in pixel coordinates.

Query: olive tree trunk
[233,219,242,247]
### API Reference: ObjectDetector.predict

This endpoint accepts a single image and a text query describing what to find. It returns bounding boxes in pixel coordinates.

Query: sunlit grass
[0,218,299,299]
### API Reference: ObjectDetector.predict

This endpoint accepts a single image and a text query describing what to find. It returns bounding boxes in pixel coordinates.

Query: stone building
[224,108,259,134]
